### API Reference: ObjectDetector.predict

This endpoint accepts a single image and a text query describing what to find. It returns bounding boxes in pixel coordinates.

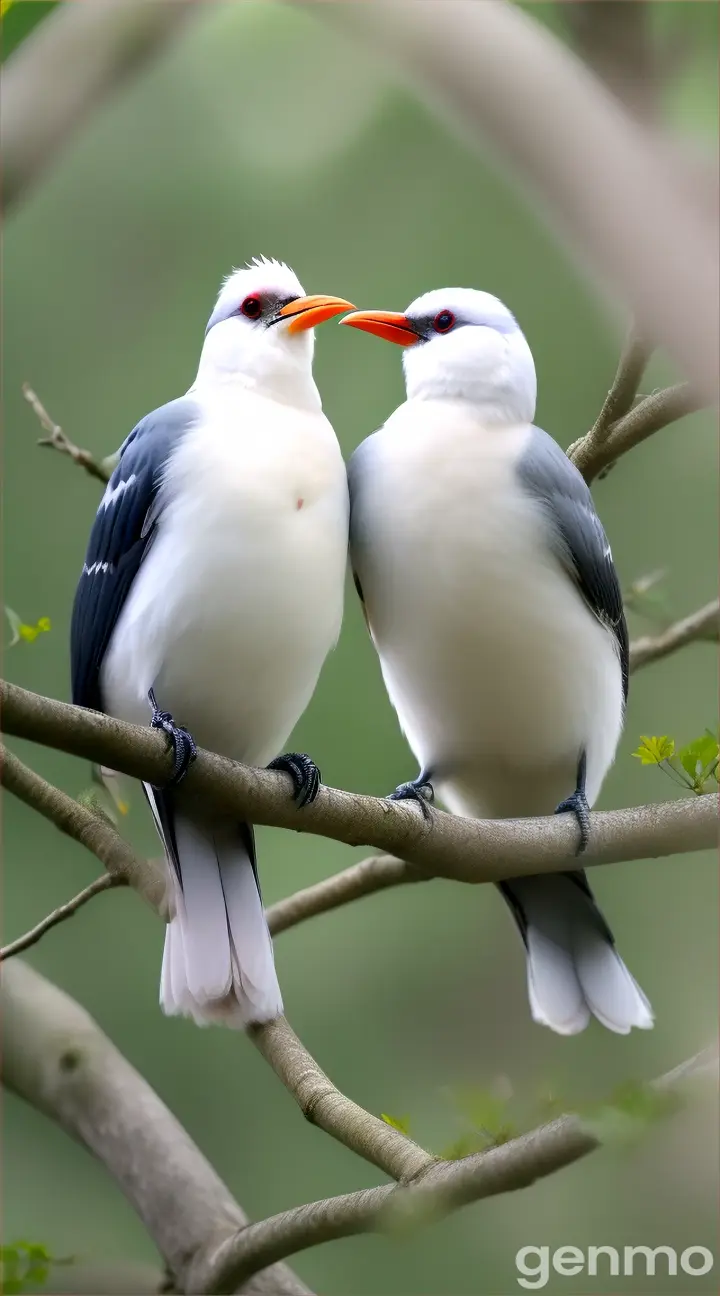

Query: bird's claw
[268,752,321,809]
[554,788,591,855]
[148,689,197,788]
[387,777,435,822]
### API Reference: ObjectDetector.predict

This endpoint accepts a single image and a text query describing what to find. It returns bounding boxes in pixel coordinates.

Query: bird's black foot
[387,773,435,822]
[554,752,590,854]
[268,752,321,809]
[148,689,197,788]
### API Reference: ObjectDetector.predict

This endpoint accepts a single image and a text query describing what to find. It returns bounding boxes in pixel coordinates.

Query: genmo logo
[515,1244,715,1289]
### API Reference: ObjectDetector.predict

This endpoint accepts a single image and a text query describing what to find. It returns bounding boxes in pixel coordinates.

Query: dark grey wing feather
[347,433,382,621]
[517,426,629,700]
[70,397,197,712]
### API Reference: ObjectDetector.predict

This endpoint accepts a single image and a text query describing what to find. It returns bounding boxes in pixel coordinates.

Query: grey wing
[347,431,383,614]
[517,425,629,701]
[70,396,198,712]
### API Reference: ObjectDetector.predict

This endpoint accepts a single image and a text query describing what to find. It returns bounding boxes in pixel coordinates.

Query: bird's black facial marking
[405,310,459,344]
[433,309,456,334]
[236,291,300,328]
[267,294,300,328]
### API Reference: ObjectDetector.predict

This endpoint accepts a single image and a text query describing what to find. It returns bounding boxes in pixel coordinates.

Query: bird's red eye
[433,309,455,333]
[241,295,262,320]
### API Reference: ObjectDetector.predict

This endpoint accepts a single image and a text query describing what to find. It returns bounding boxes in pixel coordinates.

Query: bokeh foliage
[3,4,718,1293]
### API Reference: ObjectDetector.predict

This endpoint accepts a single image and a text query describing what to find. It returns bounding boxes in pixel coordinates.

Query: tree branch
[630,599,720,671]
[2,684,716,891]
[23,383,112,483]
[303,0,719,404]
[1,0,201,213]
[563,0,663,123]
[202,1045,719,1292]
[0,873,120,963]
[0,744,166,913]
[590,325,652,435]
[563,0,719,229]
[266,854,421,936]
[568,378,704,483]
[1,960,313,1296]
[249,1016,435,1183]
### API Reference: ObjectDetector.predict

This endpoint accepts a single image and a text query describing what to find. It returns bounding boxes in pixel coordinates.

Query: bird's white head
[196,257,354,408]
[343,287,537,424]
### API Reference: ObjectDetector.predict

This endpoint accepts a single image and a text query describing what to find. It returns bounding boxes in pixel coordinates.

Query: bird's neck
[406,392,531,428]
[194,343,322,413]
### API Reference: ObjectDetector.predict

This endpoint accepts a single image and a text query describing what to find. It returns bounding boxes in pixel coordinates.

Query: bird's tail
[499,872,653,1035]
[146,787,282,1028]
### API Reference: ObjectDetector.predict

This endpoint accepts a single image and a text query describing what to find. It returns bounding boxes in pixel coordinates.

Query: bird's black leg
[554,750,591,854]
[267,752,321,809]
[148,688,198,788]
[387,769,435,822]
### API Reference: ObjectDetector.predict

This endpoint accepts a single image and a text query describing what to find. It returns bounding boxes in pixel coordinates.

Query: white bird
[71,257,353,1027]
[342,288,653,1036]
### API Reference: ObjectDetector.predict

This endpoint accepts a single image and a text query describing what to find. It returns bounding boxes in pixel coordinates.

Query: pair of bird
[71,256,653,1038]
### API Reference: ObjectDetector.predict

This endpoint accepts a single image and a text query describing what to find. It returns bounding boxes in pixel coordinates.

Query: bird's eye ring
[433,309,455,334]
[241,295,263,320]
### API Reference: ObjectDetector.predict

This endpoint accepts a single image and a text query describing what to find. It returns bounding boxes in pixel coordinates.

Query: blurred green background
[3,3,718,1294]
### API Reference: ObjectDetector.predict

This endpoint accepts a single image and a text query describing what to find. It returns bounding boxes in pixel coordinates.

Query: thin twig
[563,323,704,484]
[0,873,120,962]
[266,854,421,936]
[630,599,720,672]
[1,960,313,1296]
[23,383,111,483]
[249,1016,435,1183]
[2,745,433,1200]
[568,379,704,482]
[202,1045,719,1292]
[590,324,651,437]
[2,683,716,890]
[0,744,166,912]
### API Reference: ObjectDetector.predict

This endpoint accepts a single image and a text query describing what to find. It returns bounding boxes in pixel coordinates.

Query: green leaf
[4,606,51,647]
[450,1084,513,1139]
[380,1112,411,1135]
[1,1239,55,1294]
[440,1131,488,1160]
[76,787,118,827]
[678,734,720,783]
[583,1080,683,1146]
[632,735,675,765]
[1,2,58,63]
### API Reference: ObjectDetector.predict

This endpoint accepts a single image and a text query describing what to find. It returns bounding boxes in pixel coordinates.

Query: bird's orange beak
[279,294,356,334]
[341,310,420,346]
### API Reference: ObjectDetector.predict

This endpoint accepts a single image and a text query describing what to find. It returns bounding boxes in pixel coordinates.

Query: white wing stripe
[82,561,114,576]
[98,474,137,512]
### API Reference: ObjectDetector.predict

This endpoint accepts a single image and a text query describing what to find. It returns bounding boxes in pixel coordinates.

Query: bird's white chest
[103,394,348,762]
[351,404,622,812]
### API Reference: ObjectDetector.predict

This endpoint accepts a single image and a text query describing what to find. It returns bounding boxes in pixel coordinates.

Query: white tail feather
[574,934,654,1035]
[505,875,653,1036]
[158,813,282,1028]
[173,817,232,1002]
[526,926,590,1036]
